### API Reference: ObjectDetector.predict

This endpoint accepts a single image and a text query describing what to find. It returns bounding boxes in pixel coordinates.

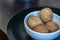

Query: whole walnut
[33,25,49,33]
[28,16,43,29]
[46,22,59,32]
[40,7,53,23]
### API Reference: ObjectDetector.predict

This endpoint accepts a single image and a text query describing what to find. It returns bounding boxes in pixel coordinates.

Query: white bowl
[24,11,60,40]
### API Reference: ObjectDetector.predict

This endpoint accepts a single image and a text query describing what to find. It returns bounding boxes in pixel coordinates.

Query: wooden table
[0,29,9,40]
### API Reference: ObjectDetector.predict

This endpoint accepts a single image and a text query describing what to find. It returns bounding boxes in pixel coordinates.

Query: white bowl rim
[24,11,60,35]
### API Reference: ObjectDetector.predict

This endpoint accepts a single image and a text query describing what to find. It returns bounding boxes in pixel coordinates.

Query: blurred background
[0,0,60,39]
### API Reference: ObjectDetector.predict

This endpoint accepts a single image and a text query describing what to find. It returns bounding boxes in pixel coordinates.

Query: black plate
[7,7,60,40]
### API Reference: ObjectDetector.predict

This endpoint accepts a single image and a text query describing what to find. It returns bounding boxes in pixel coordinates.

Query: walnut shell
[28,16,43,29]
[46,22,59,32]
[40,7,53,23]
[33,25,49,33]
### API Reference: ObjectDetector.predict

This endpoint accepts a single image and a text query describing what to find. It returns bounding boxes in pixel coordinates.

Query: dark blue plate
[7,7,60,40]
